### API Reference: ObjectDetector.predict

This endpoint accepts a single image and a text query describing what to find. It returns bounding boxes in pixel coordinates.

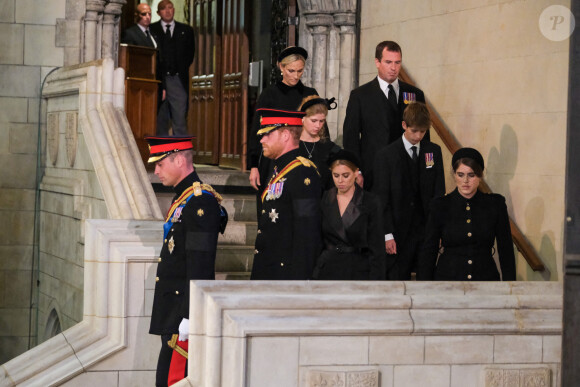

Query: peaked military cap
[256,108,305,136]
[277,46,308,62]
[145,136,195,163]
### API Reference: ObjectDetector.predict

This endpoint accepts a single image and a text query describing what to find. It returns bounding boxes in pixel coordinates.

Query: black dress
[298,139,341,191]
[313,185,386,280]
[417,188,516,281]
[248,81,318,217]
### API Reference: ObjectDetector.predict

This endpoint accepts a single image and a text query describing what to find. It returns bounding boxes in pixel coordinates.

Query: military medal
[402,92,416,104]
[265,179,285,201]
[171,206,184,223]
[168,236,175,254]
[269,208,279,223]
[425,152,434,168]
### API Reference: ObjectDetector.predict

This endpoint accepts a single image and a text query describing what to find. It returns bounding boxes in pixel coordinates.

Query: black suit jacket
[314,185,386,280]
[150,21,195,91]
[121,24,155,48]
[372,137,445,247]
[343,77,425,190]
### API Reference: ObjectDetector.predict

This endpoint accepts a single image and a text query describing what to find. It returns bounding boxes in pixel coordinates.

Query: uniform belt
[325,244,359,253]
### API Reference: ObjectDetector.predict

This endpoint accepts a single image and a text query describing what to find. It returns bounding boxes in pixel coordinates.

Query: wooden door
[190,0,248,169]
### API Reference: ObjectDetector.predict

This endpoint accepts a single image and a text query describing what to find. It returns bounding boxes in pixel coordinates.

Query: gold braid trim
[167,334,188,359]
[192,181,223,204]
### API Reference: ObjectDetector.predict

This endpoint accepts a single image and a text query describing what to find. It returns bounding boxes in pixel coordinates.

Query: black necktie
[411,146,418,162]
[165,24,171,38]
[145,30,153,46]
[388,84,397,107]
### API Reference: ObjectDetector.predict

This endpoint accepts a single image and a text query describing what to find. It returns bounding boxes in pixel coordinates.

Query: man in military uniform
[146,136,224,386]
[251,108,322,280]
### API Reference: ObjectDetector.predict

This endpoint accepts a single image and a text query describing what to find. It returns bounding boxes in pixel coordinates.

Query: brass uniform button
[466,206,470,211]
[466,219,471,223]
[156,277,159,282]
[257,229,261,234]
[280,262,284,267]
[468,260,473,264]
[254,249,259,254]
[175,291,179,295]
[158,257,162,262]
[467,232,472,237]
[164,239,167,243]
[467,274,472,279]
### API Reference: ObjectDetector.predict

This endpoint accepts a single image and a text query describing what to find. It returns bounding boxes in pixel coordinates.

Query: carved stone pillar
[297,0,359,143]
[102,0,126,62]
[303,14,333,98]
[84,0,106,62]
[334,12,356,142]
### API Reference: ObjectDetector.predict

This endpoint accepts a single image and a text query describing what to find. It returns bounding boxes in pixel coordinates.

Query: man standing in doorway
[121,3,156,48]
[343,40,426,190]
[150,0,196,136]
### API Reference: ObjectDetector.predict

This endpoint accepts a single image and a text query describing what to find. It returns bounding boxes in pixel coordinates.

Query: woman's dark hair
[452,158,483,177]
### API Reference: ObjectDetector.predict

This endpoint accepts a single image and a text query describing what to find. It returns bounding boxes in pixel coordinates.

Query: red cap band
[260,117,303,126]
[149,141,193,154]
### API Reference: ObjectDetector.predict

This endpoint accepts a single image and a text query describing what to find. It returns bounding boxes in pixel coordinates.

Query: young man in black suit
[121,3,156,48]
[372,102,445,280]
[150,0,195,136]
[343,41,426,190]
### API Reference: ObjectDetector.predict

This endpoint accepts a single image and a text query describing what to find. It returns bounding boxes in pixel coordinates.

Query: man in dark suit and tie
[121,3,156,48]
[150,0,195,136]
[343,41,426,190]
[372,102,445,280]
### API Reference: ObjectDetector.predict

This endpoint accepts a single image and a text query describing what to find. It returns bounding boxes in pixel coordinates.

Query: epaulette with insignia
[296,156,317,168]
[192,181,223,204]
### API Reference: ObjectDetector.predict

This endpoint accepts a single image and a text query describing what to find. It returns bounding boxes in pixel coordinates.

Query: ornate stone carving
[65,112,78,167]
[47,112,59,166]
[484,367,551,387]
[307,370,379,387]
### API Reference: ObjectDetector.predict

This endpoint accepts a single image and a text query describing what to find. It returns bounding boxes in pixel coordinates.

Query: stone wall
[358,0,570,281]
[0,0,66,363]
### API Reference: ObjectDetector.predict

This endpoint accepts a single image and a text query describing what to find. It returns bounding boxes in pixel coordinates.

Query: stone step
[215,244,254,273]
[218,220,258,246]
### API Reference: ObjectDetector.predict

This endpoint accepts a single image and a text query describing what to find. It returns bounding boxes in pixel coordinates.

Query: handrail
[399,68,545,272]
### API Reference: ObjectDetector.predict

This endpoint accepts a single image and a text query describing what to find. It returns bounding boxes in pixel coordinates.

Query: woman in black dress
[417,148,516,281]
[297,95,341,190]
[247,47,318,214]
[313,150,385,280]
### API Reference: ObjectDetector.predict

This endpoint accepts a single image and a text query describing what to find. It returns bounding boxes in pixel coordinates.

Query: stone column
[303,14,333,98]
[84,0,106,62]
[102,0,126,62]
[334,12,356,143]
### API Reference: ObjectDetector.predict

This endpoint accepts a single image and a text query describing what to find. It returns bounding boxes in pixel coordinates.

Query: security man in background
[251,108,322,280]
[146,136,225,386]
[150,0,195,136]
[121,3,156,48]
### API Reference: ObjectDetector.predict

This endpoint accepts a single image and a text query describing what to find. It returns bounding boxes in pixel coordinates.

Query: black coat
[417,189,516,281]
[251,149,322,280]
[150,21,195,92]
[297,139,341,191]
[149,172,221,335]
[314,185,386,280]
[343,77,425,190]
[372,137,445,245]
[121,24,155,48]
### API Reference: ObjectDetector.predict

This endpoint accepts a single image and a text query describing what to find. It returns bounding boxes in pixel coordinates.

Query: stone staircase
[150,165,256,280]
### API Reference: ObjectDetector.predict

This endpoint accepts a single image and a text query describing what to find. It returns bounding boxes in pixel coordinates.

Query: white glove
[178,318,189,341]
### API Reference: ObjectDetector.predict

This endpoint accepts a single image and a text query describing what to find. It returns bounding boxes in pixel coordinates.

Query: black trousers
[156,334,173,387]
[387,215,425,280]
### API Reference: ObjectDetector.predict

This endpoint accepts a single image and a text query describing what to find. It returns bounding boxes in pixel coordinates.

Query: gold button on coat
[254,249,259,254]
[158,257,162,262]
[467,232,472,237]
[468,260,473,264]
[466,219,471,223]
[156,277,159,282]
[175,291,179,295]
[467,275,472,279]
[466,206,471,211]
[280,262,284,266]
